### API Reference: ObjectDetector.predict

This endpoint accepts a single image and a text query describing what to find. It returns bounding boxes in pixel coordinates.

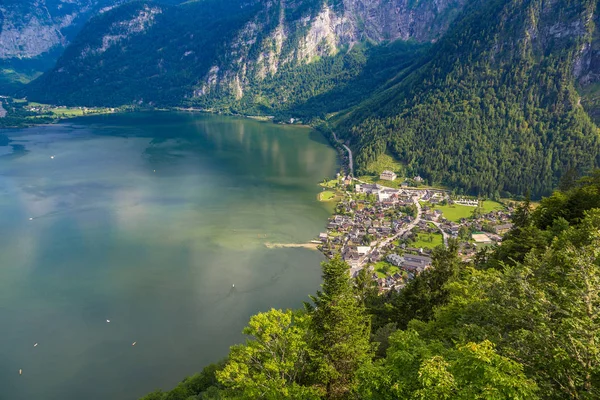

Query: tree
[354,267,378,304]
[140,362,226,400]
[414,209,600,398]
[384,240,462,329]
[217,309,320,399]
[358,330,538,400]
[307,256,373,399]
[517,211,600,399]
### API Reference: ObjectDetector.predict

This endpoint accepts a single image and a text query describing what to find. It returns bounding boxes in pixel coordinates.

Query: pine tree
[307,256,373,399]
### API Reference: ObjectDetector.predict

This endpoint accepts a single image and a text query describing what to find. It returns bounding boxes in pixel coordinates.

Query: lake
[0,112,338,400]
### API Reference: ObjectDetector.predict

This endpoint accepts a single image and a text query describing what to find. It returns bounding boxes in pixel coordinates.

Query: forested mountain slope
[22,0,467,107]
[338,0,600,197]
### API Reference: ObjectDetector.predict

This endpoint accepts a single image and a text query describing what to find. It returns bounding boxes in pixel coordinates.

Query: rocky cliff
[1,0,109,60]
[23,0,467,106]
[0,0,127,92]
[0,0,187,92]
[192,0,467,102]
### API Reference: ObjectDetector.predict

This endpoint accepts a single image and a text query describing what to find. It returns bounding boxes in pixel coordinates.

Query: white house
[357,246,371,255]
[380,170,397,181]
[387,254,403,267]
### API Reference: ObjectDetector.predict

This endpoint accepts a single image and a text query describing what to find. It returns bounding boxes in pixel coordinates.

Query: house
[414,175,424,183]
[380,170,397,181]
[343,251,361,268]
[355,183,381,194]
[455,199,479,207]
[387,254,403,267]
[494,223,513,235]
[402,254,432,273]
[369,250,382,262]
[378,189,398,202]
[319,233,328,242]
[357,246,371,255]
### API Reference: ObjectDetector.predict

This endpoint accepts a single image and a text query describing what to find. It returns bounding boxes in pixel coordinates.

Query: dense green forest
[195,40,430,120]
[339,0,600,198]
[141,171,600,399]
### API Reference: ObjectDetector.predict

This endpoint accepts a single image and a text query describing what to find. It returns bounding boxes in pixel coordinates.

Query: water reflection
[0,113,337,400]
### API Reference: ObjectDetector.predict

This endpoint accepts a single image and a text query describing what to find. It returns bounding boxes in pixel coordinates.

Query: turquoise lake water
[0,112,338,399]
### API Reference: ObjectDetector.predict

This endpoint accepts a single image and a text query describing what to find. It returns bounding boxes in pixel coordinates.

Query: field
[412,232,444,249]
[365,153,405,175]
[320,179,340,189]
[358,175,404,189]
[373,261,400,278]
[480,200,505,213]
[423,200,506,222]
[25,101,115,119]
[318,190,338,202]
[422,203,474,222]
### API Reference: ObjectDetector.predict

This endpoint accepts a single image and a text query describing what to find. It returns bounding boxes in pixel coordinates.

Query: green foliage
[384,241,462,330]
[358,330,538,399]
[217,309,319,399]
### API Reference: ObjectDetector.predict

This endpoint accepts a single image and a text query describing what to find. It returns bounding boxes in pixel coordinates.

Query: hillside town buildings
[318,179,515,292]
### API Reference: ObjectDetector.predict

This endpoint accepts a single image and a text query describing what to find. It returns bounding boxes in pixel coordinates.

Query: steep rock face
[573,0,600,122]
[0,0,123,60]
[24,0,466,105]
[194,0,468,102]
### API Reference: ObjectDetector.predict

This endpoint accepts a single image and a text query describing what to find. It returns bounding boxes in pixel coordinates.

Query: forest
[140,171,600,399]
[338,0,600,198]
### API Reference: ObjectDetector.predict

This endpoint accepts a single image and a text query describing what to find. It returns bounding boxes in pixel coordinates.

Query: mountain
[336,0,600,197]
[0,0,124,92]
[22,0,467,108]
[0,0,185,93]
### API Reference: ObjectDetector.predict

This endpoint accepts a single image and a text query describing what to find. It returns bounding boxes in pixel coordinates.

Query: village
[317,170,515,293]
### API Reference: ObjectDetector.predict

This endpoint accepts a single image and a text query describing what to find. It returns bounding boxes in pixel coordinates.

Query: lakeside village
[316,170,515,293]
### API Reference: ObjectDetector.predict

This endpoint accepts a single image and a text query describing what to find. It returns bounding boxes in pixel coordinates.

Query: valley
[2,1,600,399]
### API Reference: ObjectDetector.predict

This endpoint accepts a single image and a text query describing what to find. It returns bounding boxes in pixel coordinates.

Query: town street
[430,220,449,247]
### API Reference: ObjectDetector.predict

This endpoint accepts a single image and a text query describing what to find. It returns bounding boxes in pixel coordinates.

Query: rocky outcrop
[80,4,161,57]
[23,0,469,106]
[193,0,468,101]
[0,0,125,60]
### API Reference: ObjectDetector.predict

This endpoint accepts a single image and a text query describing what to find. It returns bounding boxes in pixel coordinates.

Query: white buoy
[29,217,33,221]
[34,343,38,347]
[50,155,55,159]
[132,342,137,346]
[106,319,110,323]
[232,284,235,288]
[19,369,22,375]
